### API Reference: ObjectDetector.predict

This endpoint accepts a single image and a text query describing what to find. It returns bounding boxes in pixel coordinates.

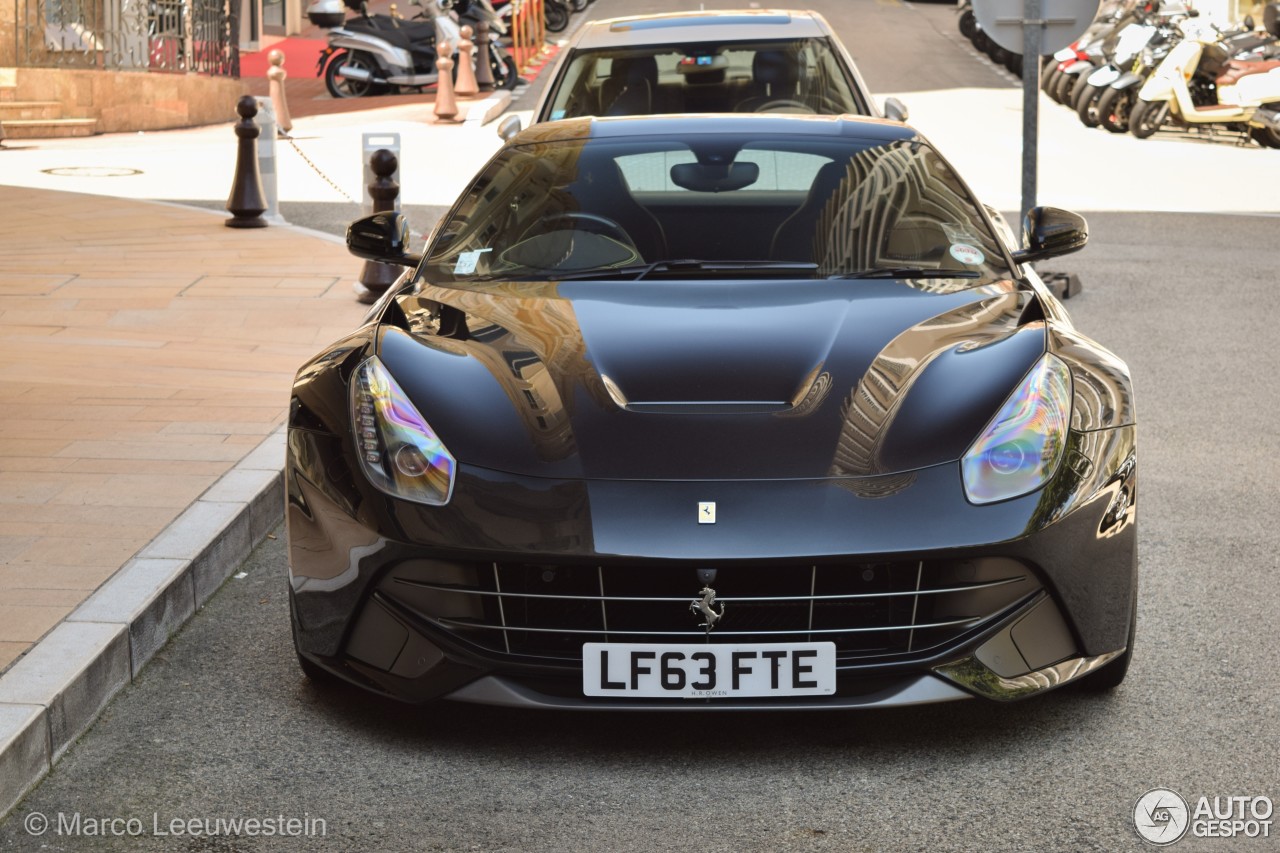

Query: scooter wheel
[1129,98,1167,139]
[1042,65,1063,96]
[959,8,977,39]
[1066,66,1094,108]
[1004,52,1024,77]
[1250,126,1280,148]
[1076,83,1104,128]
[1097,87,1131,133]
[491,52,521,91]
[972,28,990,53]
[543,1,569,32]
[324,49,384,99]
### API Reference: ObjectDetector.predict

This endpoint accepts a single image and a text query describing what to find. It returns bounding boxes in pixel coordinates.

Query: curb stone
[0,427,287,820]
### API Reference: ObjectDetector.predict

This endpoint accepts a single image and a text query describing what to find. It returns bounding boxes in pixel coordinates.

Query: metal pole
[1020,0,1042,220]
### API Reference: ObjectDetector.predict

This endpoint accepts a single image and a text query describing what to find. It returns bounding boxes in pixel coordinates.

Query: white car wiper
[828,267,982,280]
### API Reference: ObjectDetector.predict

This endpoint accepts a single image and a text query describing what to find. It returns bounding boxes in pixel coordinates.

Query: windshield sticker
[949,244,985,266]
[453,248,492,275]
[550,109,566,121]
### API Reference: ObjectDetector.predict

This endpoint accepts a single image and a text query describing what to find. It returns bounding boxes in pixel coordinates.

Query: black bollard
[474,19,495,90]
[353,149,404,304]
[226,95,268,229]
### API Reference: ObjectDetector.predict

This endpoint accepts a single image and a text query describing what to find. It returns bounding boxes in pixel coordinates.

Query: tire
[1004,51,1024,77]
[1067,65,1094,108]
[1075,83,1104,128]
[569,0,588,10]
[1097,86,1132,133]
[1130,98,1167,138]
[1076,592,1136,692]
[1250,126,1280,148]
[543,0,569,32]
[491,50,520,90]
[959,8,977,39]
[985,39,1011,67]
[1052,69,1077,104]
[972,28,990,53]
[1041,61,1060,92]
[324,49,381,99]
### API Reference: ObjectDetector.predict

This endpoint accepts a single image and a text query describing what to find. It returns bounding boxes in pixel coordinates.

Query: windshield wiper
[555,259,819,281]
[828,267,982,280]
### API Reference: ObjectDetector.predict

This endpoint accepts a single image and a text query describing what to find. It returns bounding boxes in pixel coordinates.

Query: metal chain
[282,136,360,205]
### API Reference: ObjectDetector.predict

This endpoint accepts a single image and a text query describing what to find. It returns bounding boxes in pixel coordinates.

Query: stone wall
[8,68,249,132]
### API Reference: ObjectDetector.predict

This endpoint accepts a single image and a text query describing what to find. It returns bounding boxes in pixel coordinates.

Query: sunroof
[610,14,792,32]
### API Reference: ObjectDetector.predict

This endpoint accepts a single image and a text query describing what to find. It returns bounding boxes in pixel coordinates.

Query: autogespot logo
[1135,788,1191,845]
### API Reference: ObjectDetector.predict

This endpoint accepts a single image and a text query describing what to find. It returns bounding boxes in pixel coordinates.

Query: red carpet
[240,38,329,78]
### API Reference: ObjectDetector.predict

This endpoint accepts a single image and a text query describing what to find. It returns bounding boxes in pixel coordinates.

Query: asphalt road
[4,0,1280,850]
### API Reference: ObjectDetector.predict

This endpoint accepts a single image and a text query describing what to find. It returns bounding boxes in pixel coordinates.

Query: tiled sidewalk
[0,186,364,674]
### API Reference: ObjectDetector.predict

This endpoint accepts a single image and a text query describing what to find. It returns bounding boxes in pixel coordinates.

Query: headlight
[961,354,1072,505]
[351,356,455,506]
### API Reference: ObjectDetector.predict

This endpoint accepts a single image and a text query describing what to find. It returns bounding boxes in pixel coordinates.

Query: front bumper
[286,422,1137,708]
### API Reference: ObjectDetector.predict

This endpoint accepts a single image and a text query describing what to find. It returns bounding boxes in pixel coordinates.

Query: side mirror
[497,114,522,140]
[883,97,909,122]
[346,212,423,267]
[1010,206,1088,265]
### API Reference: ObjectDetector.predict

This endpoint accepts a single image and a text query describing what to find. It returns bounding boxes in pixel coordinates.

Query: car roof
[572,9,833,50]
[509,113,918,147]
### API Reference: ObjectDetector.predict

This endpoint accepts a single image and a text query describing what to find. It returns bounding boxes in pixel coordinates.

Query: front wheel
[1250,125,1280,148]
[1076,593,1136,692]
[1097,86,1132,133]
[1075,83,1104,128]
[324,49,380,98]
[490,48,520,90]
[543,0,569,32]
[1130,98,1167,139]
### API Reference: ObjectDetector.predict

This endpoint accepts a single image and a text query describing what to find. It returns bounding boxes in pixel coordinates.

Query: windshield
[423,130,1012,291]
[540,38,871,121]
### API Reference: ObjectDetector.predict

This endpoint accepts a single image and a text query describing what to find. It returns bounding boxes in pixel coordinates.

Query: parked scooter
[1074,7,1184,127]
[1043,0,1137,103]
[310,0,519,98]
[1095,18,1270,132]
[1130,6,1280,146]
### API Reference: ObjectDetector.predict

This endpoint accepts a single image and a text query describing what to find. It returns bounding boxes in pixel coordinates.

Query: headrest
[752,50,799,86]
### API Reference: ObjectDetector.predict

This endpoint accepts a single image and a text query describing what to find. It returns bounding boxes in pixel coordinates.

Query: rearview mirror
[669,162,759,192]
[883,97,909,122]
[346,212,423,267]
[1011,206,1088,265]
[497,114,522,141]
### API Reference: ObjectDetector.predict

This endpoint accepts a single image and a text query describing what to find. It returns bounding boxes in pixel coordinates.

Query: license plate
[582,642,836,699]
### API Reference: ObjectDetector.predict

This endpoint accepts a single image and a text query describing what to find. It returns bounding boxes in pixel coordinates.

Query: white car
[500,9,906,137]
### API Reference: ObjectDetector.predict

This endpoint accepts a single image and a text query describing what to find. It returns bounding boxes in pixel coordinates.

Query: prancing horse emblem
[690,585,725,632]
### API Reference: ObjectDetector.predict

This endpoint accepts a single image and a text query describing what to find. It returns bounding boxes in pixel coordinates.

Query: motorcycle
[1045,0,1141,104]
[309,0,519,98]
[1074,14,1173,127]
[1130,6,1280,146]
[1095,18,1271,132]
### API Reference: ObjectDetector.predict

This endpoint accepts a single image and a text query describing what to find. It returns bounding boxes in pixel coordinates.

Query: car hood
[380,278,1046,481]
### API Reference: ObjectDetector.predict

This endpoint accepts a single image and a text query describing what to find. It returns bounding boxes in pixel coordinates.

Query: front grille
[379,558,1039,666]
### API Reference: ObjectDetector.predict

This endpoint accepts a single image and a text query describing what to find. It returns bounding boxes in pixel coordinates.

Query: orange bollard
[454,25,479,98]
[267,49,293,135]
[434,42,460,122]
